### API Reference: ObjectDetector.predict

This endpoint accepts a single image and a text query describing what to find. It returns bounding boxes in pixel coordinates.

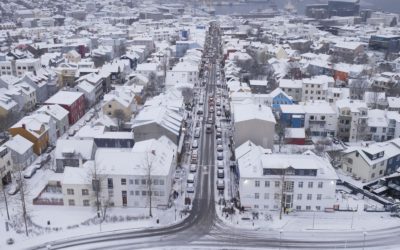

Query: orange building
[9,116,49,155]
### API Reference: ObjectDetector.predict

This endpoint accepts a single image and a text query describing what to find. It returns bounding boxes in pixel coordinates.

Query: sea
[213,0,400,15]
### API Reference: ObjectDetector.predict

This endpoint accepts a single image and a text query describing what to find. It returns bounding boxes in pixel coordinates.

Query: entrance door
[122,191,127,206]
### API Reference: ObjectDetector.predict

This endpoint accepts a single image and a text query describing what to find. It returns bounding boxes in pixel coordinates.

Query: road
[28,24,400,250]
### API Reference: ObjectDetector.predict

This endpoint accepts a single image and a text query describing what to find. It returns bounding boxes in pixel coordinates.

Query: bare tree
[0,112,22,134]
[0,187,10,220]
[349,79,369,100]
[181,87,194,105]
[144,151,156,218]
[113,109,126,130]
[276,120,288,153]
[12,164,29,236]
[90,162,112,224]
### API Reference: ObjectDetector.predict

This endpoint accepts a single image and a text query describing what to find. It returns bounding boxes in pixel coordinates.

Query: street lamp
[363,231,367,250]
[279,229,283,250]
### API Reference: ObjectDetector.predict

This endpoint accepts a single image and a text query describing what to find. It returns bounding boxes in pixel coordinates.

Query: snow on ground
[216,191,398,232]
[1,204,188,249]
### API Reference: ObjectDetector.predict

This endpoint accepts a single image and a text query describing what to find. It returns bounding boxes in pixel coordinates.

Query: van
[187,173,195,183]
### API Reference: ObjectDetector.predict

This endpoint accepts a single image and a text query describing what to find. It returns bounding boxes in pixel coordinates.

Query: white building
[95,136,176,207]
[15,59,41,77]
[165,61,199,90]
[237,142,338,212]
[301,76,333,102]
[303,101,337,137]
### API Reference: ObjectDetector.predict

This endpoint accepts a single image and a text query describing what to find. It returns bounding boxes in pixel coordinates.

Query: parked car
[7,182,20,195]
[192,139,198,149]
[187,173,195,183]
[194,129,201,138]
[190,164,197,172]
[6,238,14,245]
[217,179,225,190]
[216,138,222,146]
[217,169,224,178]
[216,111,221,117]
[217,151,224,160]
[23,165,37,179]
[217,145,223,152]
[187,183,195,193]
[217,160,224,169]
[33,162,42,170]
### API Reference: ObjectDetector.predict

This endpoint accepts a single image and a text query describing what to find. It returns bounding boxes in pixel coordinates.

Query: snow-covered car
[216,138,222,146]
[190,164,197,172]
[23,165,37,179]
[217,179,225,190]
[6,238,14,245]
[217,152,224,160]
[7,183,20,195]
[217,169,224,178]
[33,162,42,170]
[186,183,195,193]
[217,145,223,152]
[192,139,198,149]
[68,128,75,136]
[217,160,224,169]
[216,111,221,117]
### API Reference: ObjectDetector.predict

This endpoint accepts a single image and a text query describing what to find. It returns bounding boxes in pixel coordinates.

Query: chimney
[22,124,26,129]
[151,149,156,155]
[47,105,50,110]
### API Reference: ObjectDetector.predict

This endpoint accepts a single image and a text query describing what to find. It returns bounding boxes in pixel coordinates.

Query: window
[121,178,126,185]
[255,193,260,199]
[255,180,260,187]
[129,179,134,185]
[265,181,270,187]
[379,170,383,175]
[371,173,375,178]
[308,182,313,188]
[135,191,140,196]
[317,194,322,200]
[68,199,75,206]
[135,179,139,185]
[298,181,303,188]
[108,178,113,189]
[159,180,165,185]
[160,191,165,196]
[316,206,321,211]
[142,191,146,196]
[307,194,312,200]
[264,205,269,209]
[297,194,302,200]
[141,179,146,185]
[130,191,134,196]
[274,193,280,200]
[306,206,311,211]
[318,182,323,188]
[296,205,301,210]
[254,205,259,209]
[153,179,159,185]
[153,191,159,196]
[67,189,74,195]
[83,200,90,206]
[264,193,270,199]
[82,189,89,195]
[275,181,280,187]
[108,104,112,108]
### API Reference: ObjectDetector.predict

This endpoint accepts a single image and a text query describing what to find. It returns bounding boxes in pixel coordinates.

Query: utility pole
[1,188,10,220]
[18,166,28,236]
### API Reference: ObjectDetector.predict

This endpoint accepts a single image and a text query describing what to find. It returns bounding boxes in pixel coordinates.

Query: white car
[174,169,184,179]
[192,139,198,149]
[217,160,224,169]
[7,182,20,195]
[217,151,224,160]
[190,164,197,172]
[217,145,223,152]
[187,183,195,193]
[23,165,37,179]
[216,138,222,146]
